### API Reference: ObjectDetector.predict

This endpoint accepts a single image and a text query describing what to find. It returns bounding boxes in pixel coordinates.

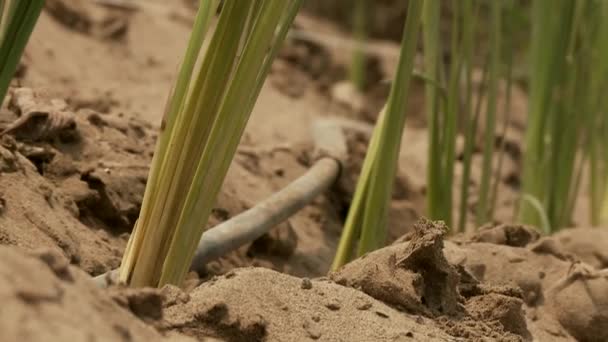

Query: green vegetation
[119,0,303,287]
[519,0,608,231]
[475,0,501,226]
[424,0,484,230]
[0,0,44,103]
[332,0,423,270]
[350,0,368,91]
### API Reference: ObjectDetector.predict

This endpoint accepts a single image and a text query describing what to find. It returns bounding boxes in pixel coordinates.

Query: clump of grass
[119,0,303,287]
[423,0,495,231]
[519,0,605,231]
[0,0,44,103]
[332,0,423,270]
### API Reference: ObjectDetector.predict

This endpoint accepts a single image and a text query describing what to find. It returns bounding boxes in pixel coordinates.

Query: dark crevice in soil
[80,170,132,232]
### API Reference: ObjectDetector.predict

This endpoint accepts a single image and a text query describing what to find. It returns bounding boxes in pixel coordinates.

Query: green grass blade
[332,107,384,270]
[126,0,255,287]
[159,0,297,286]
[0,0,43,103]
[350,0,368,91]
[120,0,219,282]
[356,0,423,256]
[519,0,572,229]
[475,0,501,226]
[489,1,516,219]
[456,0,479,233]
[423,0,443,223]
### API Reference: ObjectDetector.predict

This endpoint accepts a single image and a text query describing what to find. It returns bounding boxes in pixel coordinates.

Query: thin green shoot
[521,194,551,234]
[456,0,481,233]
[475,0,501,226]
[458,59,488,232]
[489,0,516,218]
[0,0,44,103]
[422,0,443,224]
[350,0,368,91]
[332,0,423,270]
[518,0,575,230]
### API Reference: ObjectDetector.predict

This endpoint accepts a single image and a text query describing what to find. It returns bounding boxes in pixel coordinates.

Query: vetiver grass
[332,0,423,270]
[519,0,606,231]
[119,0,302,287]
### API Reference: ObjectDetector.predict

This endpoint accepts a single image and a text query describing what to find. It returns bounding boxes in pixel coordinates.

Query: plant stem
[159,0,299,286]
[423,0,443,223]
[456,0,479,233]
[357,0,423,255]
[475,0,501,227]
[333,0,423,269]
[350,0,368,91]
[489,2,515,218]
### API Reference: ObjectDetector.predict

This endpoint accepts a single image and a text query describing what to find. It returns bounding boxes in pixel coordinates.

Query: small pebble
[301,278,313,290]
[375,311,389,319]
[325,299,341,311]
[355,297,372,311]
[303,320,322,340]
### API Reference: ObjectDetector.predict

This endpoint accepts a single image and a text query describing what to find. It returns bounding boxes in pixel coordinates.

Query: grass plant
[424,0,489,230]
[119,0,302,287]
[519,0,606,231]
[332,0,423,270]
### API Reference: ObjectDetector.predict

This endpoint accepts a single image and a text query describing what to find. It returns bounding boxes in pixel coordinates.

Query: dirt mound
[330,219,529,341]
[330,220,461,316]
[0,87,343,279]
[161,267,456,342]
[0,246,192,342]
[446,224,608,342]
[0,87,153,275]
[553,227,608,269]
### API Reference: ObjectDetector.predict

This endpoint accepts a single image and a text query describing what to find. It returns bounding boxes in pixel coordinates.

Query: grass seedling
[519,0,603,231]
[587,1,608,226]
[475,0,501,226]
[119,0,303,287]
[424,0,481,230]
[422,0,444,225]
[332,0,423,270]
[489,0,516,219]
[350,0,368,91]
[0,0,44,103]
[456,0,482,233]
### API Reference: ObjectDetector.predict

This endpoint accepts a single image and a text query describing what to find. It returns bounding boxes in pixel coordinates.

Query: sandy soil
[0,1,607,341]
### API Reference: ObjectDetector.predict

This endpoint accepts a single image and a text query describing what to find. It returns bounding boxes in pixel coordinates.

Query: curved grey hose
[93,119,346,288]
[190,157,340,272]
